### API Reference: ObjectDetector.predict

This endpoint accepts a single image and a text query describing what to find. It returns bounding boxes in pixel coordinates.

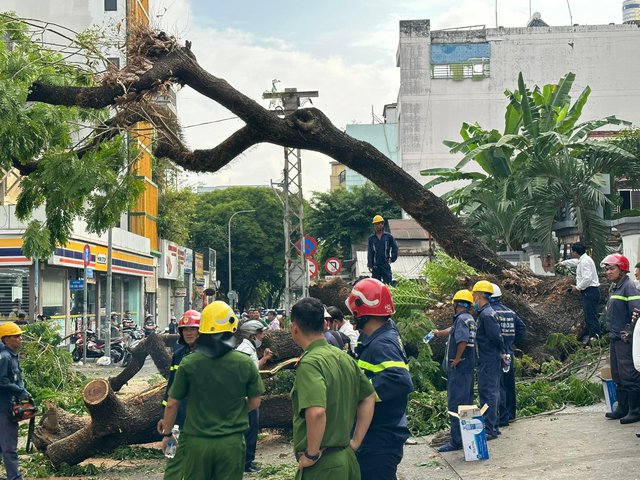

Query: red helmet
[601,253,630,273]
[345,278,395,318]
[178,310,201,328]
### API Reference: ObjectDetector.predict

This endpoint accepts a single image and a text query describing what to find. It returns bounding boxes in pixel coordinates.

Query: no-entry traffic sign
[324,257,343,275]
[307,258,319,278]
[83,244,91,267]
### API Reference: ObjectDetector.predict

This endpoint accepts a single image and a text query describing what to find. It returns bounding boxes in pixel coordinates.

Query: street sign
[228,290,238,303]
[307,258,319,279]
[82,244,91,267]
[324,257,343,275]
[70,280,84,290]
[295,236,318,257]
[86,267,94,279]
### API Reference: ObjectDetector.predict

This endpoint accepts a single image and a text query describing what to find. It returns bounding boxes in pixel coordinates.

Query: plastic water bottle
[423,331,435,344]
[502,354,512,373]
[164,425,180,459]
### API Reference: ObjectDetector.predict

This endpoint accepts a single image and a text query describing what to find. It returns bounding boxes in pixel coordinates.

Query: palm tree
[423,72,637,259]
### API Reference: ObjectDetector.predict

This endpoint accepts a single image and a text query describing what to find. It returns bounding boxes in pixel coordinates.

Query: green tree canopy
[189,187,284,310]
[306,183,402,265]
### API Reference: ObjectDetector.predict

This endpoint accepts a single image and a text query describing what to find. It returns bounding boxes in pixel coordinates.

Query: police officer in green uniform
[290,297,377,480]
[160,301,264,480]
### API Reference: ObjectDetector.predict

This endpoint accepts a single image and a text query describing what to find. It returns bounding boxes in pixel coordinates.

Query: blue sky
[153,0,626,194]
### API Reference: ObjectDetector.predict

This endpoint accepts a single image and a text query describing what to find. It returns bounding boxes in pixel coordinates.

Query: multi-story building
[329,162,346,191]
[344,103,399,190]
[396,14,640,193]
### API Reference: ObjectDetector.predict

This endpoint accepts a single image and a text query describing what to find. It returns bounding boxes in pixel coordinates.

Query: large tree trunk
[45,380,165,466]
[260,394,293,429]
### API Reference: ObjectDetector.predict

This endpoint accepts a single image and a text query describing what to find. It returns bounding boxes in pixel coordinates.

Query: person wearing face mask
[158,310,201,480]
[236,320,273,473]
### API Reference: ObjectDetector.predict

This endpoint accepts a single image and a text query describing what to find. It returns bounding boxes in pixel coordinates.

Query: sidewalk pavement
[399,403,640,480]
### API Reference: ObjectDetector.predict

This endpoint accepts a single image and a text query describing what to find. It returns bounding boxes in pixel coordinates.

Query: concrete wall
[397,20,640,194]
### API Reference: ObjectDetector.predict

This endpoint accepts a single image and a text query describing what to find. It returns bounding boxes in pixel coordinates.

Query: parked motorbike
[121,326,145,367]
[72,330,125,363]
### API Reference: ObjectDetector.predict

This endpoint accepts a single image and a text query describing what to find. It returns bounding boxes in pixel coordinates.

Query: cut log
[32,403,89,453]
[260,394,293,429]
[260,330,303,363]
[45,380,166,466]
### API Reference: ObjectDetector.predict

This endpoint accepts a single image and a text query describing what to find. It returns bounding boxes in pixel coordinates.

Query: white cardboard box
[449,404,490,461]
[600,367,618,414]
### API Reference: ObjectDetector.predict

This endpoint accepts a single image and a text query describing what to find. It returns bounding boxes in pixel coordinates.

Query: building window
[0,267,29,320]
[338,170,346,185]
[431,43,491,80]
[106,57,120,69]
[104,0,117,11]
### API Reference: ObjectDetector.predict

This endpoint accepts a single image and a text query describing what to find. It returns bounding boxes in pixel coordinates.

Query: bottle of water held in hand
[423,331,435,344]
[502,354,512,373]
[164,425,180,459]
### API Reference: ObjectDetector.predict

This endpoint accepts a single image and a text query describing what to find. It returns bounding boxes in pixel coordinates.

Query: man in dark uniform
[346,278,414,480]
[367,215,398,285]
[601,254,640,424]
[290,297,376,480]
[433,289,476,452]
[472,280,506,440]
[0,321,30,480]
[490,284,526,427]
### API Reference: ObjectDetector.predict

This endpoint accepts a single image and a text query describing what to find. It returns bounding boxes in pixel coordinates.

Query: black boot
[620,391,640,424]
[606,389,628,419]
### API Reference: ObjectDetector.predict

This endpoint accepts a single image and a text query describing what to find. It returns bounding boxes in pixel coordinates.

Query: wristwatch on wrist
[304,450,320,461]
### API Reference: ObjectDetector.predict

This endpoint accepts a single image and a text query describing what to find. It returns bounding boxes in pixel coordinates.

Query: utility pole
[263,87,318,314]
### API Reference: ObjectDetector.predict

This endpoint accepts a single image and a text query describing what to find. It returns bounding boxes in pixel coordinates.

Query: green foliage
[424,72,637,260]
[515,354,541,378]
[19,322,85,413]
[147,373,165,386]
[545,333,580,359]
[389,280,435,321]
[190,187,285,310]
[0,15,146,259]
[157,187,198,245]
[407,390,449,436]
[269,370,296,395]
[250,463,298,479]
[516,375,603,417]
[306,183,401,266]
[424,251,477,297]
[21,453,101,478]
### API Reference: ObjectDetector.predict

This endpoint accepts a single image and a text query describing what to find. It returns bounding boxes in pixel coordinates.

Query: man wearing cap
[472,280,506,440]
[490,284,526,427]
[367,215,398,285]
[432,289,477,452]
[0,322,30,480]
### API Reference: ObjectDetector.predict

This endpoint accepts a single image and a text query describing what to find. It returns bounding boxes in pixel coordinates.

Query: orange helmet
[345,278,395,318]
[178,310,201,329]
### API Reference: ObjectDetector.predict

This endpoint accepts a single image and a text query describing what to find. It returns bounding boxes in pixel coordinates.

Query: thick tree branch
[25,32,513,274]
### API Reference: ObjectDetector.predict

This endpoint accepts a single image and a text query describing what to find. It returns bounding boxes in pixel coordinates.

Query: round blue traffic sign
[83,244,91,267]
[295,236,317,257]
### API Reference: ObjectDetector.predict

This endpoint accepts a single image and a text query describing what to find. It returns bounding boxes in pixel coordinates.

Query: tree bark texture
[259,394,293,429]
[44,380,165,466]
[259,330,303,363]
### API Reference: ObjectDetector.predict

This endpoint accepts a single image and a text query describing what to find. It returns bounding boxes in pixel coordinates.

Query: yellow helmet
[200,301,238,334]
[472,280,494,294]
[372,215,384,224]
[452,289,473,304]
[0,321,23,338]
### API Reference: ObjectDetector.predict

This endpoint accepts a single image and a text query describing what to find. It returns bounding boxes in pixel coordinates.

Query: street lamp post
[228,209,255,309]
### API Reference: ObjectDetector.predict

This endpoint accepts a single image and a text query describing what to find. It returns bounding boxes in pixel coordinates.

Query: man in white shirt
[327,306,359,354]
[236,320,273,473]
[557,242,601,347]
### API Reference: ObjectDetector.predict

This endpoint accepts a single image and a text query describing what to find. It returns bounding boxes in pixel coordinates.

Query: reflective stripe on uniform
[170,365,180,371]
[357,359,409,373]
[162,400,167,406]
[610,295,640,301]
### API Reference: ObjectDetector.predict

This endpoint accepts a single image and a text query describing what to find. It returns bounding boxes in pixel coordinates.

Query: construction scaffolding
[263,87,319,314]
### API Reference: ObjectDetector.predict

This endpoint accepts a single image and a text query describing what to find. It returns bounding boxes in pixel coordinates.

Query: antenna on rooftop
[567,0,573,25]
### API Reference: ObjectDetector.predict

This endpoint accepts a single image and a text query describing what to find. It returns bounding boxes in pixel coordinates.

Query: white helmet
[491,283,502,299]
[240,320,265,337]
